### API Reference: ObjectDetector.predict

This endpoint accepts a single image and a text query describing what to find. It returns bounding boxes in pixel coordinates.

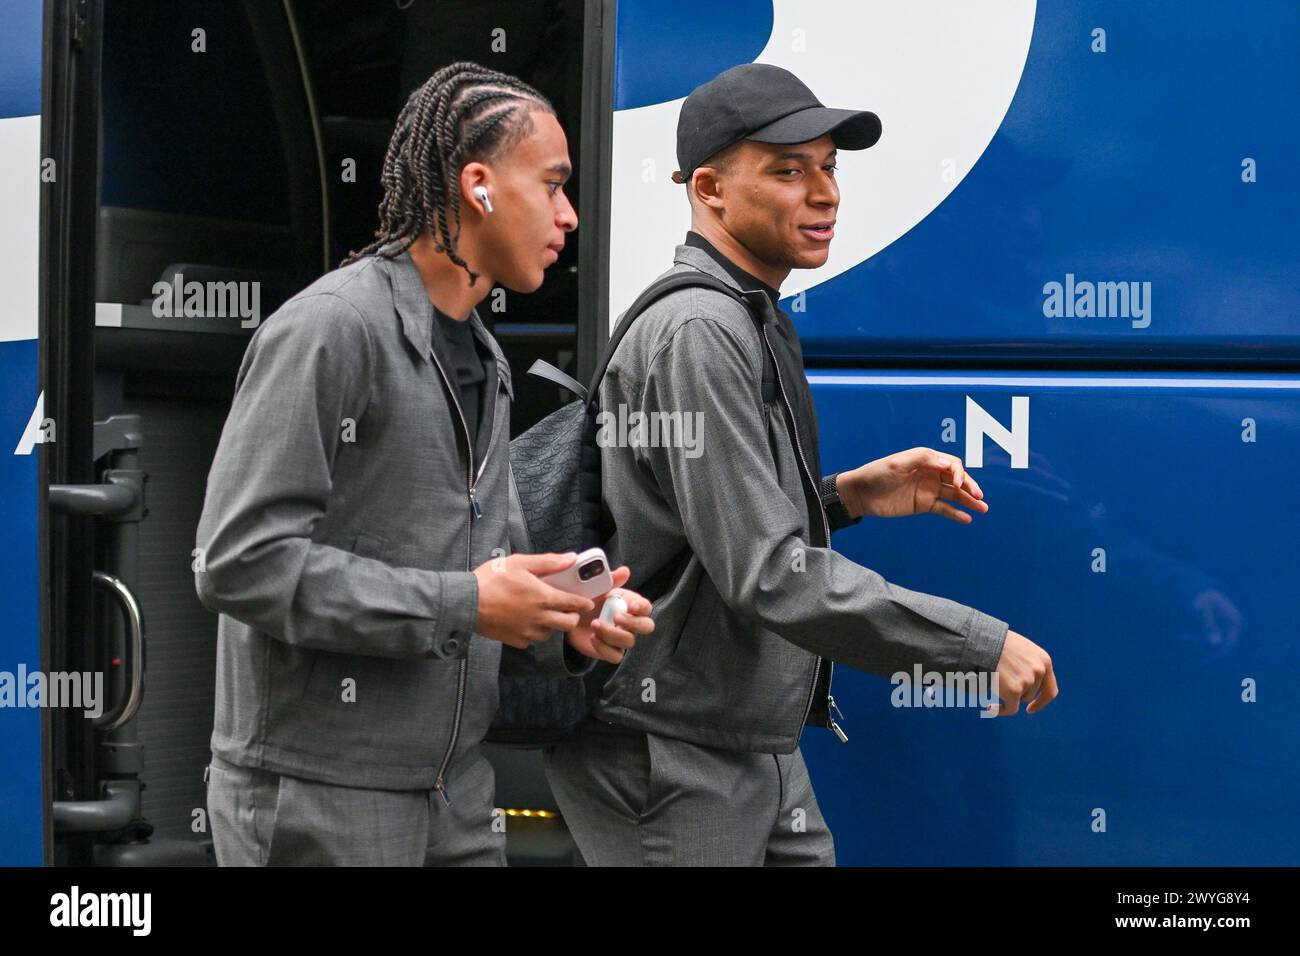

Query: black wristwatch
[820,472,861,531]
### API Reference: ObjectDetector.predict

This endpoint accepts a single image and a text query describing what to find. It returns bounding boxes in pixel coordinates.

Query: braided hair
[341,61,554,285]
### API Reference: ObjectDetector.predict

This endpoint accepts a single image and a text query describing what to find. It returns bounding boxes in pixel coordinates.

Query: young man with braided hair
[197,62,654,866]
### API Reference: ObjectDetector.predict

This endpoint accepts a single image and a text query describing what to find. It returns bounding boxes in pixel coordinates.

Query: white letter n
[965,395,1029,468]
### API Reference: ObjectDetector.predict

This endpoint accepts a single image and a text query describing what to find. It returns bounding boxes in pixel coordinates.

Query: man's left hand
[836,447,989,522]
[565,565,655,664]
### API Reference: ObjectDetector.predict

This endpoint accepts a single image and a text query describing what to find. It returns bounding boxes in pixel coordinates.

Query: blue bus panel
[805,370,1300,865]
[789,1,1300,364]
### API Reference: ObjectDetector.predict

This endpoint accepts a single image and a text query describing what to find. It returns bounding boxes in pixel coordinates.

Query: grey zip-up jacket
[195,245,577,794]
[592,244,1010,753]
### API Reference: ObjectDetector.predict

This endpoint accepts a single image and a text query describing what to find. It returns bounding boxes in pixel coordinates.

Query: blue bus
[2,0,1296,866]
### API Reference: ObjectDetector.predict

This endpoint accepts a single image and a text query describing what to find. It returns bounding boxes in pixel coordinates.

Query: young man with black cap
[543,63,1058,866]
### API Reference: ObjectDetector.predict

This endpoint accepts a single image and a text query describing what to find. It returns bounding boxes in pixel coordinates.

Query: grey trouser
[205,747,505,866]
[543,722,836,866]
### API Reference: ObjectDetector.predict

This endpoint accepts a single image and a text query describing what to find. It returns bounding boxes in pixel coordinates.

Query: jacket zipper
[428,345,497,805]
[827,690,848,743]
[759,324,847,744]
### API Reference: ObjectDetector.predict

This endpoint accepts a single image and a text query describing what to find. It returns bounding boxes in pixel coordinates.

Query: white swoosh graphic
[608,0,1037,327]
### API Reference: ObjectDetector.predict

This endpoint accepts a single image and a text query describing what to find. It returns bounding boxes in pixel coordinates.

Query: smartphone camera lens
[578,559,605,581]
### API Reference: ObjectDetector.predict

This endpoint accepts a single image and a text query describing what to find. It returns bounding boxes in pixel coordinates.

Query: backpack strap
[525,359,588,402]
[524,271,777,403]
[522,273,747,401]
[586,271,775,405]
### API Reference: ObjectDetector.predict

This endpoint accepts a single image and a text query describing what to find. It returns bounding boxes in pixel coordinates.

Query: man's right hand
[988,629,1059,716]
[473,553,595,649]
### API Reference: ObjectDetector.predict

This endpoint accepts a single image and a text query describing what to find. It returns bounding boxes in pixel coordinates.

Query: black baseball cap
[671,63,882,185]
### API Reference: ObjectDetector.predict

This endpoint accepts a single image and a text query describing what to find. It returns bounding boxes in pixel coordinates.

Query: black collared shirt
[431,306,487,458]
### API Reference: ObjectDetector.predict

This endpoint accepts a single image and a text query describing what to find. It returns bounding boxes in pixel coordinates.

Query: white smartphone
[538,547,614,600]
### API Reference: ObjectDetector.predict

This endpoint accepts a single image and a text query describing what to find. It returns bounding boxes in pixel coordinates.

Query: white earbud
[599,594,628,626]
[472,186,494,213]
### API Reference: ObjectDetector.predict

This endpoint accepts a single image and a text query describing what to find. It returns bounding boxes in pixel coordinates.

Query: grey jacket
[195,245,575,794]
[592,244,1010,753]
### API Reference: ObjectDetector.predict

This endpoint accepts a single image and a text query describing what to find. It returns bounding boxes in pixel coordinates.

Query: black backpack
[489,271,775,746]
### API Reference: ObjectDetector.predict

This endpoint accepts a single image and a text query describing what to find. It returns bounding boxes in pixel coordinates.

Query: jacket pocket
[299,649,344,704]
[662,577,725,674]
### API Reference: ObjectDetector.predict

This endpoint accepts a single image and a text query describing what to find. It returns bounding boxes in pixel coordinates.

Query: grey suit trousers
[544,722,836,866]
[206,747,505,866]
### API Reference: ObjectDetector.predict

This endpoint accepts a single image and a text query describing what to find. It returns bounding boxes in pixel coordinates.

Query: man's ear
[460,161,492,216]
[690,166,725,212]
